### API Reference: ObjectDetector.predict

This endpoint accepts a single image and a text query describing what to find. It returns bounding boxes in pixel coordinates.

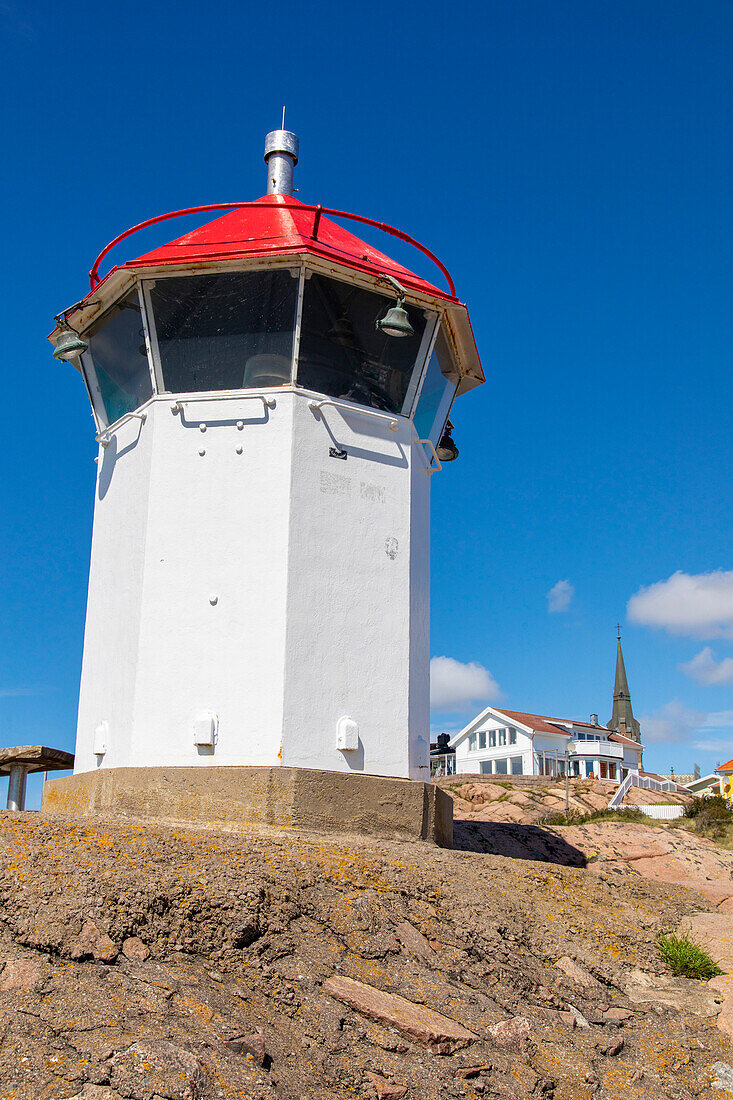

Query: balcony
[567,739,623,760]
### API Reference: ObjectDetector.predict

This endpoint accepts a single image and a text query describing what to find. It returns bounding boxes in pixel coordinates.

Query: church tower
[607,634,642,743]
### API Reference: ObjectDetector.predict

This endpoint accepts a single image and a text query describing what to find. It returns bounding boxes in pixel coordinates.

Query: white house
[449,707,643,781]
[680,773,723,797]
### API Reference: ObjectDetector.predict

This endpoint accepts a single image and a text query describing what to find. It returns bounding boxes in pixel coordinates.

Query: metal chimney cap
[264,129,299,165]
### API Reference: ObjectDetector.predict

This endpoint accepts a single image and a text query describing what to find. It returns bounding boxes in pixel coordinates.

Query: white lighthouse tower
[50,130,484,786]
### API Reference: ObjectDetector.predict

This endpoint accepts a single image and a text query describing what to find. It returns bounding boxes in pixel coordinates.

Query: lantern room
[50,129,484,782]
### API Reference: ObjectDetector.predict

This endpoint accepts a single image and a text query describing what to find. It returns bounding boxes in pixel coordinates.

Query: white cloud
[627,570,733,639]
[430,656,501,712]
[686,711,733,755]
[0,688,42,698]
[638,699,707,744]
[681,647,733,686]
[704,711,733,729]
[547,580,574,614]
[692,740,733,755]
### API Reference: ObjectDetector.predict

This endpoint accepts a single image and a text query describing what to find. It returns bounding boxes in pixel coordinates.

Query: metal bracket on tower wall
[308,399,400,432]
[170,393,276,415]
[96,410,147,448]
[413,438,442,475]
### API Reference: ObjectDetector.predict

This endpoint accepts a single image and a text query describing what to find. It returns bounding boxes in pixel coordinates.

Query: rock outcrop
[0,812,728,1099]
[439,776,690,826]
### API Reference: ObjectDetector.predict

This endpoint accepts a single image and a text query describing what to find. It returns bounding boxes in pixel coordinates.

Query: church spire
[608,632,642,743]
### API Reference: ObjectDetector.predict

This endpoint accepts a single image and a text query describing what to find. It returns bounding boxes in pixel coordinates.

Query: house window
[510,756,523,775]
[585,760,594,778]
[498,729,507,746]
[495,758,508,774]
[480,760,493,775]
[489,731,496,748]
[508,728,517,745]
[468,733,477,752]
[478,731,486,750]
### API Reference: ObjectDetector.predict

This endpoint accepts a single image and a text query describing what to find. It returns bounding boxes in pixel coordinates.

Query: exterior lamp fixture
[436,420,459,462]
[375,273,414,338]
[53,320,88,362]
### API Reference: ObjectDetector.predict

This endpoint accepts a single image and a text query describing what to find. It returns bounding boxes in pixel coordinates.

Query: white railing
[635,804,685,820]
[608,771,677,810]
[608,773,632,808]
[567,739,624,760]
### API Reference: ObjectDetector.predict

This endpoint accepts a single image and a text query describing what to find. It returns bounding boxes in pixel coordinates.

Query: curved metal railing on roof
[88,201,457,298]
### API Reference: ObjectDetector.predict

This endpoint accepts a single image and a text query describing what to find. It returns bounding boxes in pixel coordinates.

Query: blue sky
[1,0,731,806]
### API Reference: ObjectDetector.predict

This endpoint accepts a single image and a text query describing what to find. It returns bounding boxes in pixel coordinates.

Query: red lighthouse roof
[86,193,458,306]
[55,131,484,393]
[126,194,448,300]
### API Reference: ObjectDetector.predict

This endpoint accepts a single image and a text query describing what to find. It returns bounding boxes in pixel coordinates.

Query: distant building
[430,733,456,777]
[607,636,642,743]
[449,707,642,780]
[680,772,722,797]
[715,759,733,801]
[666,765,701,785]
[448,637,645,781]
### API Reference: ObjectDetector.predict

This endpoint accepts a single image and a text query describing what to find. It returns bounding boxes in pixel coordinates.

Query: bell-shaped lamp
[53,327,89,362]
[436,421,459,462]
[376,301,414,338]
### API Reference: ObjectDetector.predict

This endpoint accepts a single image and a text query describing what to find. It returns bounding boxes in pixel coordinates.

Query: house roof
[681,773,720,790]
[449,706,625,748]
[449,705,651,753]
[608,731,645,750]
[570,719,612,730]
[498,710,575,736]
[716,759,733,774]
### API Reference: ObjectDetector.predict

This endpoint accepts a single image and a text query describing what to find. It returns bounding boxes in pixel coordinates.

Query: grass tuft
[657,933,723,980]
[682,795,733,840]
[540,807,648,826]
[683,794,732,821]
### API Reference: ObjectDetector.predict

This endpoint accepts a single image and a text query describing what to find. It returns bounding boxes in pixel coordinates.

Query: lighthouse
[49,129,484,787]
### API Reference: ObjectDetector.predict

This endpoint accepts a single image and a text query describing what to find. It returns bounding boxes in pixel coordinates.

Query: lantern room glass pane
[412,327,459,445]
[82,291,153,426]
[149,270,297,393]
[296,273,427,414]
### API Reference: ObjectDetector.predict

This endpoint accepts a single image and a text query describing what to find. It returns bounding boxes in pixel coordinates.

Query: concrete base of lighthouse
[41,767,452,848]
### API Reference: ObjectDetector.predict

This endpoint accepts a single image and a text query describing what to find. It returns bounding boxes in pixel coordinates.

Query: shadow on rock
[453,821,587,866]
